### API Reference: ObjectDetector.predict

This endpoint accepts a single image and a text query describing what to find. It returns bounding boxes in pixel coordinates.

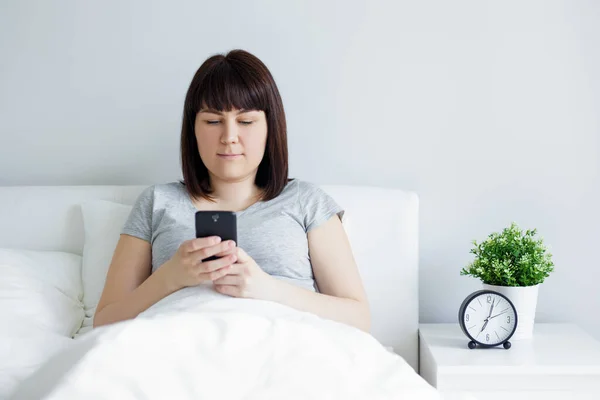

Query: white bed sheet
[10,289,442,400]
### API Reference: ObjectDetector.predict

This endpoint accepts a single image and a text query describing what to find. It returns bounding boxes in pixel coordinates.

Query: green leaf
[459,222,554,286]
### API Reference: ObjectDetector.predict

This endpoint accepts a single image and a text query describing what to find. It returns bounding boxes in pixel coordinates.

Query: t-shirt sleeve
[121,185,155,243]
[299,181,345,233]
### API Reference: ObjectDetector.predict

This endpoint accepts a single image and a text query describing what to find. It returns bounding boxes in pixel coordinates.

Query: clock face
[460,291,517,346]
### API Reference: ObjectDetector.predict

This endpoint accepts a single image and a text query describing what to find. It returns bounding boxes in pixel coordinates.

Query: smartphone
[195,211,237,261]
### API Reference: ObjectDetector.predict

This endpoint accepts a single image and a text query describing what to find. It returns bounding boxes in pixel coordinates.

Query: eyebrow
[198,108,256,115]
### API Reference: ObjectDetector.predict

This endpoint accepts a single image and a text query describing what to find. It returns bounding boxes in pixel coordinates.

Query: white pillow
[0,249,84,398]
[79,200,132,334]
[0,249,84,337]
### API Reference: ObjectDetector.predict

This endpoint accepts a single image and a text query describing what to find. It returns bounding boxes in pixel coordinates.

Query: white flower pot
[482,283,539,340]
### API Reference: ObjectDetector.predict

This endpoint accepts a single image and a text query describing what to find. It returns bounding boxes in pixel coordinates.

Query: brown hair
[180,49,289,201]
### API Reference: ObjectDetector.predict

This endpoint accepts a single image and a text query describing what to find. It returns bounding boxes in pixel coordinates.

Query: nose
[220,120,239,144]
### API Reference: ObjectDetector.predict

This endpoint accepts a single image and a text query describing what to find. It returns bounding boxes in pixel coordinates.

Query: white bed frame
[0,184,420,370]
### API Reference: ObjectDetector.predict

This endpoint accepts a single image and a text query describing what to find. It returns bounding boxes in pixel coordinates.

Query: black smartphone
[195,211,237,261]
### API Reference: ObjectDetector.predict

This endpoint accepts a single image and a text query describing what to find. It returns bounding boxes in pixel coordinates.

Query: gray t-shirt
[121,179,343,292]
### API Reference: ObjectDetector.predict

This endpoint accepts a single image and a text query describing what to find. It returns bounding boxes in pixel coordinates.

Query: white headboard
[0,184,419,370]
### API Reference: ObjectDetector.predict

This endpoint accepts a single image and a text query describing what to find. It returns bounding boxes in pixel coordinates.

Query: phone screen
[195,211,237,261]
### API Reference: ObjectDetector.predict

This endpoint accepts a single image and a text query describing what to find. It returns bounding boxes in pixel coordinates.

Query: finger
[184,236,221,252]
[235,247,251,263]
[199,253,237,273]
[214,284,239,297]
[220,262,242,275]
[213,247,237,259]
[199,264,232,282]
[212,274,241,286]
[191,240,236,261]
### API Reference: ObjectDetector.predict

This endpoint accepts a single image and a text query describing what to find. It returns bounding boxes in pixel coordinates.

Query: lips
[217,154,243,159]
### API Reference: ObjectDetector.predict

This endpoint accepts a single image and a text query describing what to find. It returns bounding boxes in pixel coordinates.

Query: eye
[206,120,220,125]
[239,120,253,125]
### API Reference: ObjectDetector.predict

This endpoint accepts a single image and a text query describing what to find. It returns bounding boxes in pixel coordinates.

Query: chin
[210,167,253,182]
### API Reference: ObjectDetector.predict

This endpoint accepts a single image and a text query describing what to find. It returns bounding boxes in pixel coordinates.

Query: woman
[94,49,370,332]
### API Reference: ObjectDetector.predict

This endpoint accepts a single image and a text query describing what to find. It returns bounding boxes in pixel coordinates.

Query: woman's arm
[93,235,178,328]
[214,215,371,332]
[94,235,238,328]
[268,215,371,332]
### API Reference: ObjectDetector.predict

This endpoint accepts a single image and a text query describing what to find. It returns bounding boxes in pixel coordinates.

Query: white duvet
[10,288,442,400]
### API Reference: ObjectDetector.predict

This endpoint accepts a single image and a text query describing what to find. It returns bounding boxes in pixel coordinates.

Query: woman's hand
[162,236,238,291]
[213,247,279,300]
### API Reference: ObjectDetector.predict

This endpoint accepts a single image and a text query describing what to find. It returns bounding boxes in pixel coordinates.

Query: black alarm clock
[458,289,518,349]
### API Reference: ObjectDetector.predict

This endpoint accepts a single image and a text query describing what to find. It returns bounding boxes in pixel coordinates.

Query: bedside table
[419,323,600,400]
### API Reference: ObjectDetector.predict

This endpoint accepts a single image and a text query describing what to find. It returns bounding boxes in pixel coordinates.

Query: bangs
[181,49,288,202]
[189,61,268,114]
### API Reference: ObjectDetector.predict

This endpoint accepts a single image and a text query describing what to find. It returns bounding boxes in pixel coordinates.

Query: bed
[0,183,449,399]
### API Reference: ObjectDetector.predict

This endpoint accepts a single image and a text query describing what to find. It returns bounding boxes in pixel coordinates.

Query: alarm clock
[458,289,518,349]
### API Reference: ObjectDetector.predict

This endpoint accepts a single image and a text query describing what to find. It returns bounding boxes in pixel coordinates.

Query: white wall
[1,0,599,339]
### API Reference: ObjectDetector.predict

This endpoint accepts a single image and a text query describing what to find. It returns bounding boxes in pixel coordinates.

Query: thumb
[235,247,251,263]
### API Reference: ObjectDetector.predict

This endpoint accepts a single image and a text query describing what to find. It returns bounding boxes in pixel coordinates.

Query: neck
[208,174,261,205]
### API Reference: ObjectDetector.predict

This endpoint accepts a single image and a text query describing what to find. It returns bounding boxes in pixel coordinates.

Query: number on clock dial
[464,293,516,344]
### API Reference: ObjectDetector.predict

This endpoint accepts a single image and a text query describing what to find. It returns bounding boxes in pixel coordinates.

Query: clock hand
[488,298,495,319]
[479,318,488,333]
[477,298,497,334]
[489,308,510,320]
[480,318,489,333]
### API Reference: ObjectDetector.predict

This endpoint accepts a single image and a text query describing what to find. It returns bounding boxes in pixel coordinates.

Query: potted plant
[460,222,555,340]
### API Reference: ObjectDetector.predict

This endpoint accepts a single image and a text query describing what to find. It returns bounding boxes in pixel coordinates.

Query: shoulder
[292,179,331,201]
[153,181,184,194]
[145,182,187,200]
[288,180,343,232]
[273,179,323,202]
[290,179,317,194]
[133,182,187,208]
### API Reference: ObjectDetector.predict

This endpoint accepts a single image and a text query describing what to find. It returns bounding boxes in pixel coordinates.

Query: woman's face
[195,107,268,183]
